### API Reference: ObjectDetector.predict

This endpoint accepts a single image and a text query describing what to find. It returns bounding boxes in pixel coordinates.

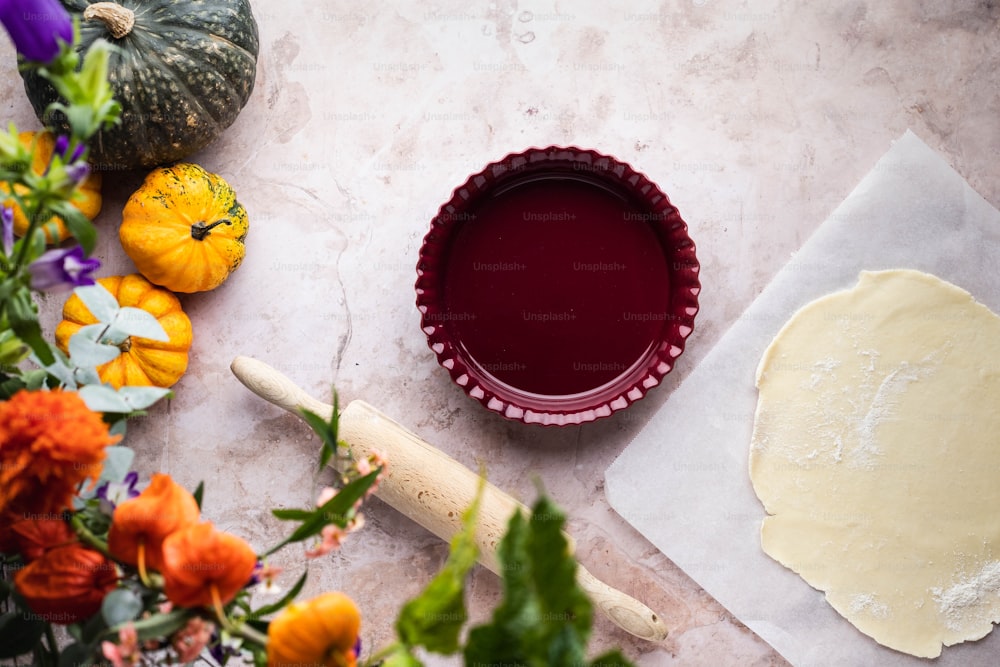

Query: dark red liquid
[441,174,672,397]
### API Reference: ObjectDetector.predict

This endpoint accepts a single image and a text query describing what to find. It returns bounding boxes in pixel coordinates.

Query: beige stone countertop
[3,1,999,665]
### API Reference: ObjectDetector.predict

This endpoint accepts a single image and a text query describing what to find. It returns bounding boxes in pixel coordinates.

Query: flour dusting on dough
[850,593,890,619]
[932,561,1000,632]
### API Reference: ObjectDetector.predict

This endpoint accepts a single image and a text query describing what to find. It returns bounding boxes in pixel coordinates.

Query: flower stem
[364,642,405,666]
[231,620,269,649]
[208,584,269,650]
[43,624,60,665]
[70,512,112,557]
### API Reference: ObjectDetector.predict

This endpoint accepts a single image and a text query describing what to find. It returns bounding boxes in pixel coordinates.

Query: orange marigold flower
[267,592,361,667]
[10,517,77,562]
[0,389,117,520]
[107,473,200,575]
[160,522,257,610]
[14,544,118,624]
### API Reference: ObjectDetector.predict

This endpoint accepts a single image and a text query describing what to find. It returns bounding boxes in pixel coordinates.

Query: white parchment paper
[605,130,1000,666]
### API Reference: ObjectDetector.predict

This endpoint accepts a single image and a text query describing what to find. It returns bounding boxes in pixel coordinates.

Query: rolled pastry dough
[749,269,1000,658]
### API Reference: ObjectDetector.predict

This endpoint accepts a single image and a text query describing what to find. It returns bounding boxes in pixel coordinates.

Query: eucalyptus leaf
[39,355,76,387]
[111,307,168,341]
[101,588,143,626]
[74,283,119,323]
[109,417,127,439]
[117,385,172,410]
[78,384,131,413]
[100,446,135,483]
[68,332,120,368]
[72,364,102,387]
[73,323,108,342]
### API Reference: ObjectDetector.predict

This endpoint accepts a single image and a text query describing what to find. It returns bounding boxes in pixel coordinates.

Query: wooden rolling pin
[230,356,668,642]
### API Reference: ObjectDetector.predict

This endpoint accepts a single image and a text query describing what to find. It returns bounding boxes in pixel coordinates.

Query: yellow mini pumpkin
[1,130,103,243]
[119,163,248,293]
[266,592,362,667]
[55,274,193,389]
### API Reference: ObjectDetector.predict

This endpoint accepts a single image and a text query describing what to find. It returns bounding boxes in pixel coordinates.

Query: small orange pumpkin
[1,130,103,243]
[119,163,248,293]
[266,592,362,667]
[54,274,193,389]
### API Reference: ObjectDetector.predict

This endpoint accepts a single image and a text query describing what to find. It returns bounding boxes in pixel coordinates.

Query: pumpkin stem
[191,219,231,241]
[83,2,136,40]
[119,337,132,353]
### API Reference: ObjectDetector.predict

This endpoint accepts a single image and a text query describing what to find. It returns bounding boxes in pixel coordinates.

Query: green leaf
[76,607,110,644]
[270,508,314,521]
[0,375,29,400]
[463,495,595,667]
[0,610,46,659]
[58,642,93,667]
[395,477,483,654]
[263,468,380,557]
[381,646,424,667]
[590,649,636,666]
[51,202,96,255]
[193,481,205,510]
[101,588,143,626]
[22,368,49,390]
[124,608,191,643]
[250,570,308,618]
[7,290,54,366]
[298,392,340,471]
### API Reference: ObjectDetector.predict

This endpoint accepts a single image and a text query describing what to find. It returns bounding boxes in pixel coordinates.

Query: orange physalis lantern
[160,522,257,609]
[14,545,118,624]
[107,473,200,574]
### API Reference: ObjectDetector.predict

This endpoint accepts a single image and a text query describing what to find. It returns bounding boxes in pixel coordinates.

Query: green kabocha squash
[20,0,259,170]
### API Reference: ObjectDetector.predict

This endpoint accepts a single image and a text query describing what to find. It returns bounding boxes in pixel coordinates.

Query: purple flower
[46,135,89,183]
[2,205,13,256]
[27,245,100,292]
[65,161,90,185]
[96,471,140,512]
[0,0,74,63]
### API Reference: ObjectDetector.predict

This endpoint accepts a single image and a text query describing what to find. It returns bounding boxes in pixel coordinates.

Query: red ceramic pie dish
[415,146,700,426]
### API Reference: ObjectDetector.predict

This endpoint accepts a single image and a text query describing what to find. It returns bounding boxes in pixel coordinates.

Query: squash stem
[191,219,231,241]
[83,3,136,40]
